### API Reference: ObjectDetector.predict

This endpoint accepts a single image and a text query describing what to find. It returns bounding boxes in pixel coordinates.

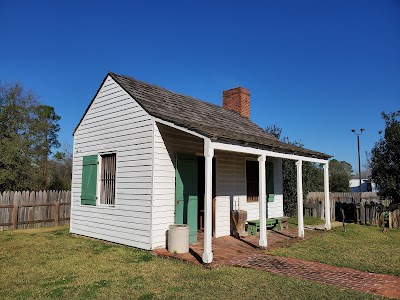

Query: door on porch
[175,154,198,244]
[197,157,216,235]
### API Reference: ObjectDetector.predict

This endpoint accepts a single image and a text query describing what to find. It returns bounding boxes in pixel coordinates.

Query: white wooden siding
[151,128,284,243]
[214,152,283,237]
[71,75,154,250]
[214,152,247,237]
[151,123,203,248]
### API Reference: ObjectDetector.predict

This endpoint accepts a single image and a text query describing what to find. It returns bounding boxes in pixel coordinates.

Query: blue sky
[1,0,399,172]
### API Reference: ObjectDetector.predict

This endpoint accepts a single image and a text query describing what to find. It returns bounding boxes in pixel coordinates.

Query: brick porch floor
[153,227,400,299]
[153,227,322,268]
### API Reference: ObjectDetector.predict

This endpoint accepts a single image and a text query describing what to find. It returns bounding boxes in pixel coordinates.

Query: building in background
[349,177,378,193]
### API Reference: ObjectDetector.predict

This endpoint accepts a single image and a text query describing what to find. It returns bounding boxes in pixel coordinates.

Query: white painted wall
[349,178,378,192]
[151,123,203,248]
[214,152,246,237]
[71,76,154,250]
[214,152,283,237]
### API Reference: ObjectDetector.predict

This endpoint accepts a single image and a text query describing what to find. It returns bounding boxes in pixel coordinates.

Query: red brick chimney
[222,87,250,118]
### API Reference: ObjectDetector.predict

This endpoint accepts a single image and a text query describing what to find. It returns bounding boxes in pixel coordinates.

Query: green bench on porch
[247,218,283,235]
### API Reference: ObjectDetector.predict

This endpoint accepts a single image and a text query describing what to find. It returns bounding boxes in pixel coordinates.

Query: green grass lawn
[0,226,382,300]
[270,224,400,276]
[288,216,326,226]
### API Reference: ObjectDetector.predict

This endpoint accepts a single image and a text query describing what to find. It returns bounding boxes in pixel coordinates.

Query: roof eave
[210,136,332,160]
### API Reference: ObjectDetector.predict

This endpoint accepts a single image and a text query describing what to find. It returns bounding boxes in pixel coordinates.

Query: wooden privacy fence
[0,190,71,231]
[303,197,335,221]
[306,192,399,229]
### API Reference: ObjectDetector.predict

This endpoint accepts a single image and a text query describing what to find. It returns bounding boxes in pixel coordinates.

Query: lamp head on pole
[351,128,364,136]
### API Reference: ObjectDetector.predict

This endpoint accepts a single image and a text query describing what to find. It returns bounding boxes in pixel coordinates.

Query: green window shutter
[81,155,98,205]
[266,162,275,202]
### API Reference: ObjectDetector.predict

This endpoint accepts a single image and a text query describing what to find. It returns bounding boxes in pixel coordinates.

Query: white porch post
[296,160,304,238]
[202,139,214,264]
[258,154,267,248]
[324,163,332,230]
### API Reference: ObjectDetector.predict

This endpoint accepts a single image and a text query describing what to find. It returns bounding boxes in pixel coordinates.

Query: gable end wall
[71,76,154,250]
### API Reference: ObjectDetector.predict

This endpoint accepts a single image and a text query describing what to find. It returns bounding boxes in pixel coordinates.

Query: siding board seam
[150,119,155,249]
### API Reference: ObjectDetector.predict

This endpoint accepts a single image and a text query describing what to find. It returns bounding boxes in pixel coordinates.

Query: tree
[0,81,61,192]
[328,159,352,192]
[265,125,353,215]
[0,82,37,191]
[48,147,73,190]
[30,105,61,190]
[370,111,400,203]
[303,162,324,193]
[265,125,324,216]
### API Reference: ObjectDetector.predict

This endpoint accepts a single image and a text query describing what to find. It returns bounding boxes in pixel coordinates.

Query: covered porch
[201,139,332,264]
[154,119,332,264]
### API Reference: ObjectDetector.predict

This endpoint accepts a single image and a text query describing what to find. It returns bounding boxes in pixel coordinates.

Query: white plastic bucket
[168,224,189,254]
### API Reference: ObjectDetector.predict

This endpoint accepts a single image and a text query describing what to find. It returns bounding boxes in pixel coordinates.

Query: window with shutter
[81,155,98,205]
[100,153,116,205]
[246,160,275,202]
[246,160,259,202]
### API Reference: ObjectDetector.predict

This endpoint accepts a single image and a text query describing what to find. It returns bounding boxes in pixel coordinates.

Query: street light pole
[357,135,361,194]
[351,129,365,195]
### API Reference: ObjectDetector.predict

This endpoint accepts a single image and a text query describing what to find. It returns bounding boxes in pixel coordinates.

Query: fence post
[379,211,385,228]
[395,209,400,229]
[12,204,18,230]
[28,191,35,228]
[54,202,60,226]
[360,200,365,225]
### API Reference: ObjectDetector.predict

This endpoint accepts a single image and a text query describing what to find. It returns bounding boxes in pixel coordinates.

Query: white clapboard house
[71,72,332,264]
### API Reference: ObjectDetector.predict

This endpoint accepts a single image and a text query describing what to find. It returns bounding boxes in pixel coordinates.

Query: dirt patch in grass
[0,225,383,300]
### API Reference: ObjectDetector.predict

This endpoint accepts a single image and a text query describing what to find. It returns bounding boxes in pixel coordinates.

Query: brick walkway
[230,254,400,299]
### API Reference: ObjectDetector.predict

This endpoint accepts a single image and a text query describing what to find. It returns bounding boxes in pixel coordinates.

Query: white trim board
[210,142,328,164]
[153,118,206,139]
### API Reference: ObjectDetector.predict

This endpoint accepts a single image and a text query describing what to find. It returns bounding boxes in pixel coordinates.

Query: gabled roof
[75,72,331,160]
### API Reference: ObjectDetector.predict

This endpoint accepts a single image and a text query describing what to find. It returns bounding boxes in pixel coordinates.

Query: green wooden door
[175,155,198,244]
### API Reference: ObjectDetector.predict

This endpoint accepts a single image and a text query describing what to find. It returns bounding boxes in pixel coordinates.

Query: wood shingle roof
[81,72,331,159]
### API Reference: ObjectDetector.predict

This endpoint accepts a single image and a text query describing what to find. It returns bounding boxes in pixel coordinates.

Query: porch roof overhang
[154,117,330,164]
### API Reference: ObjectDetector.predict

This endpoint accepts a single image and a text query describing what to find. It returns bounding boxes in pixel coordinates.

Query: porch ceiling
[156,119,329,164]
